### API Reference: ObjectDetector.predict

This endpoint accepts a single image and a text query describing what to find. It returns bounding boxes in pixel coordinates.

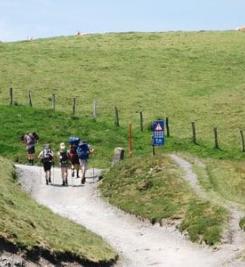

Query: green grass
[1,104,245,172]
[0,31,244,248]
[99,155,227,245]
[204,159,245,205]
[1,31,245,156]
[0,156,117,265]
[240,217,245,231]
[0,105,129,168]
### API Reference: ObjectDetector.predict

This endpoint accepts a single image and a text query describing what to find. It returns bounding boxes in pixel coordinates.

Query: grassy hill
[0,156,117,265]
[1,31,245,250]
[100,155,227,245]
[1,31,245,155]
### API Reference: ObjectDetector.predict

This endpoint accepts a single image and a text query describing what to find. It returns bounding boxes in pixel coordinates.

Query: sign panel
[152,120,165,146]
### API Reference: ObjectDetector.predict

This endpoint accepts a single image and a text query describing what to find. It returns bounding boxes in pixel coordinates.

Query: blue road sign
[152,120,165,146]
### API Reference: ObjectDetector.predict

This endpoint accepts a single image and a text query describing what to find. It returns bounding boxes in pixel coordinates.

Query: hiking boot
[48,177,51,183]
[62,181,65,186]
[46,179,49,185]
[71,171,75,178]
[81,177,86,184]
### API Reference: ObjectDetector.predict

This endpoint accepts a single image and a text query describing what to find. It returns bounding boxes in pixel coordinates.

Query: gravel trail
[16,164,244,267]
[170,154,245,264]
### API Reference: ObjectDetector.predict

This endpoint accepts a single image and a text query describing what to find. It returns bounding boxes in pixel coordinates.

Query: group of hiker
[21,133,93,186]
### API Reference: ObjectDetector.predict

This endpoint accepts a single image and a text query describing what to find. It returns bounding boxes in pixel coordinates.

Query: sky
[0,0,245,42]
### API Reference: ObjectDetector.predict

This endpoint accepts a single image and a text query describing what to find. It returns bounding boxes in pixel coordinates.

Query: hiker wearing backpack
[58,143,69,186]
[68,144,80,178]
[68,136,81,178]
[38,144,54,185]
[22,132,39,165]
[76,140,93,184]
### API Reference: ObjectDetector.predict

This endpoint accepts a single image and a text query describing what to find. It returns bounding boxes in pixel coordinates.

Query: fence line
[1,88,245,154]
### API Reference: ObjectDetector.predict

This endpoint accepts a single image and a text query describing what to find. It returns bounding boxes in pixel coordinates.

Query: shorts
[27,145,35,154]
[60,162,69,168]
[43,162,52,172]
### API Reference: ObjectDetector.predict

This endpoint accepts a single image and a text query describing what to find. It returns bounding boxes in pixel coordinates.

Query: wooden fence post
[152,144,156,156]
[72,97,76,115]
[128,123,133,157]
[240,130,245,152]
[213,127,220,149]
[93,99,97,119]
[52,94,56,111]
[166,117,170,137]
[114,106,120,127]
[191,122,197,144]
[140,111,144,132]
[28,90,32,107]
[9,87,13,106]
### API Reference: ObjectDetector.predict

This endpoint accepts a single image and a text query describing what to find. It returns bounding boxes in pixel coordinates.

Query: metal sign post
[152,120,165,155]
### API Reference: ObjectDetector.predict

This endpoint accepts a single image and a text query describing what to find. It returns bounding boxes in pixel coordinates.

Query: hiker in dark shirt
[38,144,54,185]
[68,144,80,179]
[58,143,70,186]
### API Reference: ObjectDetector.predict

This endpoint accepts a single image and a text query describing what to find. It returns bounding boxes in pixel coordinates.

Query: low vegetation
[0,105,128,168]
[1,32,245,156]
[240,217,245,231]
[100,155,227,245]
[0,31,245,252]
[203,159,245,205]
[0,156,117,265]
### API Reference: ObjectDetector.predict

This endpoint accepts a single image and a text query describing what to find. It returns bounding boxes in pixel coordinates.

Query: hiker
[38,144,54,185]
[58,143,69,186]
[21,132,39,165]
[68,144,80,178]
[68,136,81,178]
[76,140,94,184]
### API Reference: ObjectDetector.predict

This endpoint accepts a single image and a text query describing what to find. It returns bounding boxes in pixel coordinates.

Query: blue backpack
[76,143,90,160]
[68,136,80,146]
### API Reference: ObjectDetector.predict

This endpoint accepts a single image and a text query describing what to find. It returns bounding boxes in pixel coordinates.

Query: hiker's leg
[47,168,51,183]
[28,146,35,165]
[45,170,48,185]
[79,160,87,184]
[71,165,75,177]
[65,167,68,185]
[61,167,65,185]
[30,154,34,165]
[76,164,80,178]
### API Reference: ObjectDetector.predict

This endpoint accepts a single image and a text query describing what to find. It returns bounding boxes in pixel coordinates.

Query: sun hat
[60,142,66,150]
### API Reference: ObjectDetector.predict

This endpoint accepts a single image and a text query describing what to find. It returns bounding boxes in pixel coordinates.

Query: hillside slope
[1,31,245,153]
[0,156,117,266]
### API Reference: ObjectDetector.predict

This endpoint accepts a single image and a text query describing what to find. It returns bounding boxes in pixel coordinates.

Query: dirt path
[170,154,245,262]
[16,164,243,267]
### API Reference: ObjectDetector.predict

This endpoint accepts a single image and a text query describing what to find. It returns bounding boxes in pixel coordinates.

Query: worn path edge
[16,164,244,267]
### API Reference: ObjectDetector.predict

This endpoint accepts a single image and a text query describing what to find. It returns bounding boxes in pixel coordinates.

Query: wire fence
[2,87,245,154]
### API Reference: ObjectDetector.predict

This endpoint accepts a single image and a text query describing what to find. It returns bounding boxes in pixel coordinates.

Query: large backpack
[25,134,35,145]
[68,136,80,146]
[69,147,79,163]
[76,143,90,160]
[41,148,53,163]
[59,150,69,164]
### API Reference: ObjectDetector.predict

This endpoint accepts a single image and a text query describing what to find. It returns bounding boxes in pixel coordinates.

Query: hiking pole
[93,167,95,182]
[52,162,55,185]
[39,166,42,185]
[71,167,74,187]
